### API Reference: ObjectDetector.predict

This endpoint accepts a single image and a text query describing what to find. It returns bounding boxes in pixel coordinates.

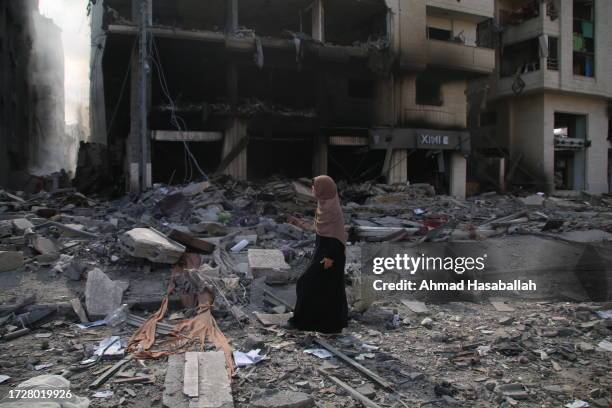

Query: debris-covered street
[1,179,611,408]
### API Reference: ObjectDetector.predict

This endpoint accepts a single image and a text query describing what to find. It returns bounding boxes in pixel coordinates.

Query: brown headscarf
[313,175,347,246]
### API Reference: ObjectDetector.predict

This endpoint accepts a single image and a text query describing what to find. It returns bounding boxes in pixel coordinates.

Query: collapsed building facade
[0,0,75,190]
[90,0,500,198]
[471,0,612,194]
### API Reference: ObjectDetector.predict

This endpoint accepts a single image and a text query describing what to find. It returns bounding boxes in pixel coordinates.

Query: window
[573,0,594,77]
[347,79,374,99]
[427,27,452,41]
[416,76,442,106]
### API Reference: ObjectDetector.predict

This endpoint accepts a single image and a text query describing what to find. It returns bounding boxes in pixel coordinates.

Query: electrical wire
[150,35,207,183]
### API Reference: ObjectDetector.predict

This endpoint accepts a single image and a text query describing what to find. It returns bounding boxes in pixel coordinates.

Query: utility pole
[138,0,149,191]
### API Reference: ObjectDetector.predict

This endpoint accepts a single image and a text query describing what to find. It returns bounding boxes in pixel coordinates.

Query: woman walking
[288,175,348,334]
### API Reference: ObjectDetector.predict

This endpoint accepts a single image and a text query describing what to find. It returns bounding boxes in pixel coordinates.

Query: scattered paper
[75,319,106,329]
[361,343,379,351]
[233,349,266,367]
[93,390,114,398]
[93,336,125,359]
[0,375,10,384]
[34,363,54,371]
[303,348,333,359]
[355,353,375,361]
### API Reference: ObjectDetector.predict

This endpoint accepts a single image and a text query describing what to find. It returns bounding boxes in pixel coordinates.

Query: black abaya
[289,234,348,334]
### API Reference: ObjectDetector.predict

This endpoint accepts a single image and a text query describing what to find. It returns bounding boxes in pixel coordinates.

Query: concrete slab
[120,228,185,264]
[247,249,290,284]
[85,268,128,318]
[163,354,189,408]
[196,351,233,408]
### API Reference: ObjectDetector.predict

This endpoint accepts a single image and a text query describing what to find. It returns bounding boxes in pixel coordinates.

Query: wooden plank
[314,337,394,390]
[183,352,199,398]
[70,298,89,323]
[319,369,382,408]
[90,356,132,389]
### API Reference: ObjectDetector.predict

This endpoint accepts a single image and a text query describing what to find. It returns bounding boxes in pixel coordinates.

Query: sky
[38,0,91,125]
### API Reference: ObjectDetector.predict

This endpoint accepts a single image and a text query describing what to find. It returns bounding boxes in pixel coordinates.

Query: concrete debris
[0,178,611,408]
[163,351,233,408]
[84,268,128,318]
[248,249,291,284]
[0,251,24,272]
[120,227,186,264]
[250,391,314,408]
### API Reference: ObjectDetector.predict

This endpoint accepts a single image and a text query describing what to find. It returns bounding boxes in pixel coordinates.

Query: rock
[245,334,265,350]
[520,194,545,207]
[421,317,433,329]
[3,374,89,408]
[498,383,529,400]
[0,220,12,237]
[63,261,86,281]
[498,316,514,326]
[354,384,376,398]
[406,372,425,381]
[31,235,59,256]
[247,249,290,284]
[0,251,23,272]
[120,228,185,264]
[85,268,128,318]
[11,218,34,234]
[250,391,314,408]
[485,380,497,391]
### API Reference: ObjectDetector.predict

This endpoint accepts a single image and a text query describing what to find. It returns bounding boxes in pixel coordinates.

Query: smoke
[28,1,91,176]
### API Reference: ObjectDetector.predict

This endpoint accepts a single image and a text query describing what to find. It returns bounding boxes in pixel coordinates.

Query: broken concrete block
[196,351,233,408]
[248,249,290,284]
[0,251,24,272]
[520,194,545,207]
[120,228,185,264]
[0,220,13,237]
[31,235,59,255]
[85,268,128,318]
[251,391,314,408]
[11,218,34,234]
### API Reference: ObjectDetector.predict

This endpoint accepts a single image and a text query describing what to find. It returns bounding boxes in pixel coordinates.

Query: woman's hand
[322,257,334,269]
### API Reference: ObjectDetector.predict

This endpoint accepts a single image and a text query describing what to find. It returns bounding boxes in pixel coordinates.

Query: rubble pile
[0,180,610,408]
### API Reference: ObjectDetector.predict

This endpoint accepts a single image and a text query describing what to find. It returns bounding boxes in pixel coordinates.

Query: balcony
[426,0,494,18]
[426,39,495,74]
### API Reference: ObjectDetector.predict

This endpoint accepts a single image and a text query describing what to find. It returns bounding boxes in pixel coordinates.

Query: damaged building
[0,0,74,190]
[89,0,499,198]
[471,0,612,194]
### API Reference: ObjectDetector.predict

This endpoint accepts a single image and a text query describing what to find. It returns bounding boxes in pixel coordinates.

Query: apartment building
[90,0,496,197]
[473,0,611,194]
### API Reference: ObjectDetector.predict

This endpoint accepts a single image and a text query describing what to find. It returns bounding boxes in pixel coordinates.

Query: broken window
[427,27,452,41]
[573,0,594,77]
[500,38,540,78]
[416,76,442,106]
[498,0,540,26]
[324,0,388,46]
